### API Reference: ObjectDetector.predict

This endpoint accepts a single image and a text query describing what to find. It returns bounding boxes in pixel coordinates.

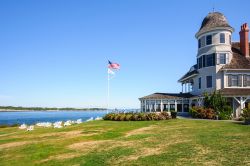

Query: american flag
[108,60,120,70]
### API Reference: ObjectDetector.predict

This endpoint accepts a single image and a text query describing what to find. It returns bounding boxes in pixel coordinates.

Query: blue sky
[0,0,250,108]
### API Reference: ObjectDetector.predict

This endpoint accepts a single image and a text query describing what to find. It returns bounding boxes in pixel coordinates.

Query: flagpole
[107,68,110,114]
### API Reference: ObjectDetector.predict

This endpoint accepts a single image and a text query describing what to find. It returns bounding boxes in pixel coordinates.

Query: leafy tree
[203,91,232,119]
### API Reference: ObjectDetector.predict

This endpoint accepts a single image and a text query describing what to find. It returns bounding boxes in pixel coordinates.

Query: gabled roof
[222,42,250,70]
[139,93,195,100]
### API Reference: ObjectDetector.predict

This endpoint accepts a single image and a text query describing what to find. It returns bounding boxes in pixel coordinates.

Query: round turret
[196,12,234,38]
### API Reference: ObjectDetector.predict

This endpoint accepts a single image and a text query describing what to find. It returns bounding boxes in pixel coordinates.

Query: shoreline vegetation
[0,106,106,112]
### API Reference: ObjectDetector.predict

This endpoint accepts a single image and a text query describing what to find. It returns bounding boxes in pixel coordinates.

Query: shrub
[160,112,170,120]
[204,91,233,120]
[103,113,115,120]
[189,106,198,117]
[170,111,177,119]
[136,113,146,121]
[218,105,232,120]
[119,114,126,121]
[103,112,171,121]
[114,114,122,121]
[189,106,215,119]
[242,108,250,124]
[205,108,216,119]
[131,114,138,121]
[125,114,132,121]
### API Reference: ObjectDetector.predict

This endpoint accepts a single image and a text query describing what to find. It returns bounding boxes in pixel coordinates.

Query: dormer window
[220,33,225,43]
[217,53,229,65]
[219,53,226,64]
[206,35,212,45]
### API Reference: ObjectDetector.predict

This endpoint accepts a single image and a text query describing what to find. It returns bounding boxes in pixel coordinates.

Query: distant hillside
[0,106,106,111]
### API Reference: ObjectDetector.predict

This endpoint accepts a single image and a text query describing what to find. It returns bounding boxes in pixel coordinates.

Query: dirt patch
[2,130,101,141]
[126,147,162,160]
[112,135,191,165]
[175,145,215,166]
[68,139,136,153]
[0,131,19,138]
[68,140,110,152]
[0,141,29,149]
[125,125,157,137]
[40,153,82,163]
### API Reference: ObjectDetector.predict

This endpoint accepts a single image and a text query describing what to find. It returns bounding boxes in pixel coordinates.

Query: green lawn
[0,119,249,166]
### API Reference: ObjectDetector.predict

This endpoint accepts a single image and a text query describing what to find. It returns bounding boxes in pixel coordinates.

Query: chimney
[239,23,249,57]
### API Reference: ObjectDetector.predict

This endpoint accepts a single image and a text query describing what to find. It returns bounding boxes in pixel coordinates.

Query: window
[228,75,242,87]
[198,77,201,89]
[206,35,212,45]
[198,39,201,48]
[220,33,225,43]
[202,55,206,67]
[206,54,215,67]
[201,36,205,47]
[243,75,250,87]
[198,54,216,68]
[206,76,212,88]
[219,53,226,64]
[198,57,202,69]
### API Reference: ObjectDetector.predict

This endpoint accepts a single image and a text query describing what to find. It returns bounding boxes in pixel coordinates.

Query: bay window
[228,75,242,87]
[243,75,250,87]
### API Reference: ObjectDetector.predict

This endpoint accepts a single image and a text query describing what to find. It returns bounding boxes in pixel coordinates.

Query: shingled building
[139,12,250,118]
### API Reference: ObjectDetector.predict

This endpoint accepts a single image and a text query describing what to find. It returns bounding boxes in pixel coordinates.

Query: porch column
[141,101,143,112]
[160,99,163,112]
[155,100,157,112]
[150,104,152,112]
[174,100,177,112]
[168,101,170,112]
[189,98,192,108]
[233,97,247,118]
[144,100,147,112]
[185,83,187,93]
[182,98,184,112]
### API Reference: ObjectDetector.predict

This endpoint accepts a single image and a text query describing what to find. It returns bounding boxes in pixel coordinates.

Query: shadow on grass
[231,121,249,125]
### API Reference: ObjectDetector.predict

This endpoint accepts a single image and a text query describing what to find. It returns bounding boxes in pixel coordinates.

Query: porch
[139,93,194,113]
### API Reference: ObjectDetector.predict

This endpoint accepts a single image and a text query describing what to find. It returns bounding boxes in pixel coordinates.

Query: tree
[203,91,232,119]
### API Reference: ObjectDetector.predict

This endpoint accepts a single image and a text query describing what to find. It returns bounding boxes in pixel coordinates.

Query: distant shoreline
[0,106,107,112]
[0,109,106,112]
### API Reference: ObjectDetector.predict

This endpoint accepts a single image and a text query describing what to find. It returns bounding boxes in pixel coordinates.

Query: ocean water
[0,110,108,125]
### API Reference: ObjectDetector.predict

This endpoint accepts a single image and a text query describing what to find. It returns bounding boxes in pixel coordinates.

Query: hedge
[103,112,173,121]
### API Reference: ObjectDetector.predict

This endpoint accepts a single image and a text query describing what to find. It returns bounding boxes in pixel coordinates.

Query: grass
[0,119,249,166]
